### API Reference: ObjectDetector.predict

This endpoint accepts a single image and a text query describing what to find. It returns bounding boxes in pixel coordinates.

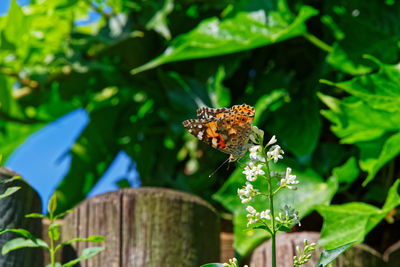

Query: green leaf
[48,193,58,216]
[145,0,174,40]
[200,264,225,267]
[213,160,338,256]
[332,157,359,185]
[62,247,105,267]
[0,228,35,240]
[277,225,292,233]
[25,213,45,219]
[45,263,62,267]
[1,0,29,53]
[315,242,355,267]
[267,94,322,157]
[60,235,105,246]
[207,66,231,108]
[49,223,61,241]
[131,2,318,74]
[253,89,287,125]
[252,225,273,235]
[317,179,400,249]
[0,186,20,200]
[321,61,400,113]
[2,237,48,255]
[319,90,400,185]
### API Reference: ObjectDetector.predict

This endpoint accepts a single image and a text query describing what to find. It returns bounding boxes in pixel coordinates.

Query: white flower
[249,145,265,162]
[246,205,260,227]
[242,162,265,181]
[285,168,298,184]
[250,126,264,144]
[246,205,257,214]
[260,209,271,220]
[266,135,277,146]
[238,182,258,203]
[279,167,299,190]
[267,145,284,163]
[238,182,258,204]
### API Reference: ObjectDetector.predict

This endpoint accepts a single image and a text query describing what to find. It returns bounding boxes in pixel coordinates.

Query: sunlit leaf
[131,1,318,74]
[317,179,400,249]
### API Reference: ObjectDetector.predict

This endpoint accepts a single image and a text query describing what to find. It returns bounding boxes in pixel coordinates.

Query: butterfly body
[183,104,255,162]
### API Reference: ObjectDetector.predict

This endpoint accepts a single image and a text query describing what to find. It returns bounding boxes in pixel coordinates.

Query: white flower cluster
[275,205,301,227]
[267,144,284,163]
[249,126,265,144]
[242,161,265,181]
[279,167,299,190]
[237,182,259,203]
[249,145,265,162]
[246,205,271,227]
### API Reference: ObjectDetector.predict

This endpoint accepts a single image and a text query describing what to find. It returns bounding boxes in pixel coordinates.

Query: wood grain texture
[250,232,389,267]
[62,187,220,267]
[250,232,321,267]
[220,232,235,263]
[0,167,43,267]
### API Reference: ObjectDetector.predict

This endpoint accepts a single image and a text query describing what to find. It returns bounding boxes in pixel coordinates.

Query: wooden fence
[1,167,400,266]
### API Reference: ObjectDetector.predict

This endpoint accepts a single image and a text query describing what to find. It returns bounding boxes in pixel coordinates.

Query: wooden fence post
[250,232,387,267]
[62,187,220,267]
[0,167,43,267]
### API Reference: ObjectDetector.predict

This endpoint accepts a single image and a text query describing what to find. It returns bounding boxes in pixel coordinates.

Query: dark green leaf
[324,1,400,75]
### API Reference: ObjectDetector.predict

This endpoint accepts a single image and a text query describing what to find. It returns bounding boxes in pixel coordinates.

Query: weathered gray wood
[220,232,235,263]
[62,187,220,267]
[250,232,321,267]
[250,232,386,267]
[0,167,43,267]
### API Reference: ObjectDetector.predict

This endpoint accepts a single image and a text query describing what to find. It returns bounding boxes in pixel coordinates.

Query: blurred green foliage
[1,0,400,259]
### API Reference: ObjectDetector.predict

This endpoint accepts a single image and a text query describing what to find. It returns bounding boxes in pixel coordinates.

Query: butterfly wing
[216,105,255,158]
[196,107,230,119]
[182,118,230,153]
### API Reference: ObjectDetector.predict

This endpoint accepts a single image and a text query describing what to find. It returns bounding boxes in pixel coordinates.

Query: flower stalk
[238,127,307,267]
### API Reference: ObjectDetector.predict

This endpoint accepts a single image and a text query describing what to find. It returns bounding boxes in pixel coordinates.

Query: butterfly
[182,104,255,162]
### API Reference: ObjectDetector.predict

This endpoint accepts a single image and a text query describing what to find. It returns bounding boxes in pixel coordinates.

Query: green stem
[302,32,334,53]
[49,215,55,267]
[50,236,55,267]
[265,161,276,267]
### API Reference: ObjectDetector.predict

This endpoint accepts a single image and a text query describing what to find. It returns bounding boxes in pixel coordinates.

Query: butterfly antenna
[209,157,230,178]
